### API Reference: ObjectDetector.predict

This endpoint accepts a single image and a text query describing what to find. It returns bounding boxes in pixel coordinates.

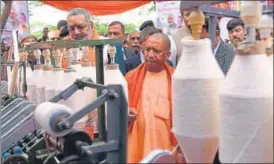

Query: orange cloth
[125,63,177,163]
[61,29,100,69]
[40,1,151,16]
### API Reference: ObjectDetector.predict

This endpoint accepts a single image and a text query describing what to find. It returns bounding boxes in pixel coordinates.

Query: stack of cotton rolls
[219,1,273,163]
[36,49,53,104]
[45,49,63,101]
[27,49,43,104]
[172,9,224,163]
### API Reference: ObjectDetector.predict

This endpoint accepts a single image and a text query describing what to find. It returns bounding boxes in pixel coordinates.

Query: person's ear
[166,51,171,59]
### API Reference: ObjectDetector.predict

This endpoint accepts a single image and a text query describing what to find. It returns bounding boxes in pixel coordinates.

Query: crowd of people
[1,5,271,164]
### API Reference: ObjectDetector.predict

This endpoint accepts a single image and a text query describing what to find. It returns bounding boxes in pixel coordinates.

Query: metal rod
[0,0,2,159]
[95,45,106,141]
[208,15,217,52]
[60,91,109,128]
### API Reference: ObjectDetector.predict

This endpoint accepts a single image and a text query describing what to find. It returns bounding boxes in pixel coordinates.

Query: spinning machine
[1,1,273,164]
[0,38,130,164]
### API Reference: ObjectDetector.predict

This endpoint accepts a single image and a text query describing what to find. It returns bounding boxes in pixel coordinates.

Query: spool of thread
[36,70,52,104]
[45,71,63,100]
[27,68,43,104]
[268,54,273,63]
[34,102,74,137]
[172,37,224,163]
[219,54,273,163]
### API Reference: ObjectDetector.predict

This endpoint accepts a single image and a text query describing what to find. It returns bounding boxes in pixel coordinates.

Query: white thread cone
[172,37,224,163]
[268,55,273,63]
[36,70,52,104]
[27,68,42,104]
[219,54,273,163]
[45,71,63,101]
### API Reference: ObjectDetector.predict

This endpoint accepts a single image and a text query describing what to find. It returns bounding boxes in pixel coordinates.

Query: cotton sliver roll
[34,102,74,137]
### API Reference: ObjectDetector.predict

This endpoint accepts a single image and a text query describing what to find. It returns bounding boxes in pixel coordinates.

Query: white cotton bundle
[268,55,273,63]
[34,102,74,137]
[45,70,63,101]
[219,54,273,163]
[27,67,43,104]
[105,68,128,101]
[36,69,52,104]
[172,37,224,163]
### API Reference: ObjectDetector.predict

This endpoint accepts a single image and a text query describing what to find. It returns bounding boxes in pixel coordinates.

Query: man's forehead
[67,14,87,24]
[109,24,122,31]
[130,31,140,37]
[230,25,243,31]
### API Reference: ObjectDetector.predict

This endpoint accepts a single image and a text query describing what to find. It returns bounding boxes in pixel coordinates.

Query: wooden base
[43,65,53,71]
[81,62,92,67]
[72,61,80,65]
[64,68,76,73]
[107,64,119,70]
[52,67,63,71]
[34,65,43,70]
[266,47,273,56]
[237,41,266,55]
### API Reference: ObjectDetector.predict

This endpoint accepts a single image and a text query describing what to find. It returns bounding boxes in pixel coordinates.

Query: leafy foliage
[31,22,138,38]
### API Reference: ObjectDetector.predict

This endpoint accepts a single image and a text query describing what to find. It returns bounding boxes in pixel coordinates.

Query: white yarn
[268,55,273,63]
[45,71,63,101]
[27,69,42,104]
[36,70,52,104]
[221,55,273,98]
[219,96,273,163]
[34,102,74,137]
[172,38,224,136]
[172,38,223,163]
[174,37,224,79]
[105,69,128,101]
[220,54,273,163]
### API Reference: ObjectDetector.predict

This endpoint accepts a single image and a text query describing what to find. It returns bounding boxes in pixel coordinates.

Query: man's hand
[128,110,137,124]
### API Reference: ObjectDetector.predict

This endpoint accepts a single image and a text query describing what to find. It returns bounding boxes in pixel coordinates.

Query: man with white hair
[62,8,109,68]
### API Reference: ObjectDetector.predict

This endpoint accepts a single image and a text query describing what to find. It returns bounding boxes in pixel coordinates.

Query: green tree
[125,23,137,34]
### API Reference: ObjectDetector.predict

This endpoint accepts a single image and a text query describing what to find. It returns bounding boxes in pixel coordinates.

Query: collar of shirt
[140,51,145,63]
[213,40,221,56]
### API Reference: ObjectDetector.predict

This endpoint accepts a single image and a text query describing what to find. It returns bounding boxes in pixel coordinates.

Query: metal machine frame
[181,2,273,51]
[19,38,121,143]
[47,77,128,163]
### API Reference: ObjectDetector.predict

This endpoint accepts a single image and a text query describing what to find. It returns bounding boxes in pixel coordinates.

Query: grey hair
[67,8,93,39]
[67,8,92,22]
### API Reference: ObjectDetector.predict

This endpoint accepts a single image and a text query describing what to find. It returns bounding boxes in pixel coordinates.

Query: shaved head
[148,33,171,51]
[144,33,171,72]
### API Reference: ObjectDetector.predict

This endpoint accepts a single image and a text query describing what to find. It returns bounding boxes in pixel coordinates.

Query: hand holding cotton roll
[34,102,74,137]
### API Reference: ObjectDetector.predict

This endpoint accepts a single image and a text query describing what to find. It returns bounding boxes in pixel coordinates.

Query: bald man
[126,33,176,163]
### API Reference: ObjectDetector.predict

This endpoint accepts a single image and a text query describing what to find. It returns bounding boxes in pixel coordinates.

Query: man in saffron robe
[126,33,177,163]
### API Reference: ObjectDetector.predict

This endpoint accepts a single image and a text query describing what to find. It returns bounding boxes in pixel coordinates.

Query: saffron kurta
[126,63,176,163]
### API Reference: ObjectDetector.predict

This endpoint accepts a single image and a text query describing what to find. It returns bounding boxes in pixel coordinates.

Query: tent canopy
[40,1,152,16]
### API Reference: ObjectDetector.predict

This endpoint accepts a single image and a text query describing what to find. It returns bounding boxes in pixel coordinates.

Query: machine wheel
[2,154,28,164]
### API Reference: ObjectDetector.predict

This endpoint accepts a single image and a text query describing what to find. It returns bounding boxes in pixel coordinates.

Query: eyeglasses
[68,24,88,31]
[143,47,168,55]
